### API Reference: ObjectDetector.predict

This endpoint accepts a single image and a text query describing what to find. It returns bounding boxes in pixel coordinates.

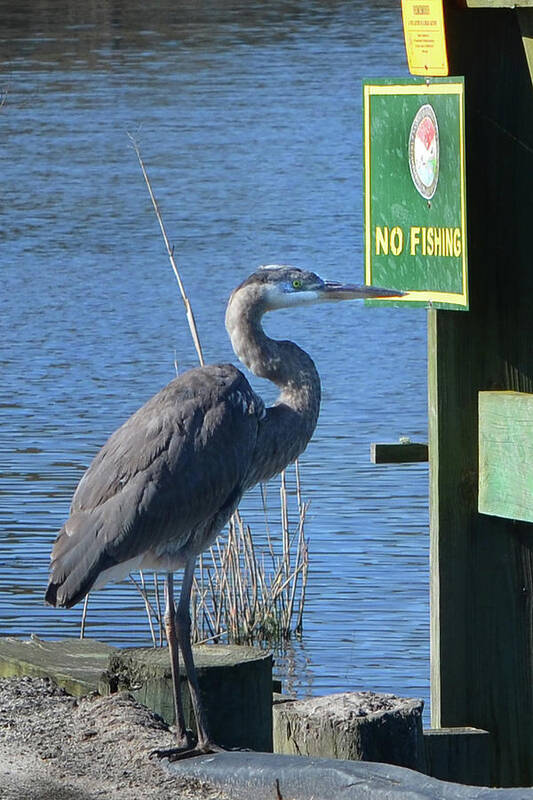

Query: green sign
[364,78,468,310]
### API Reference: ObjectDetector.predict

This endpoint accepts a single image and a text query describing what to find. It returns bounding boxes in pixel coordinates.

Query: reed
[190,466,309,645]
[79,138,309,647]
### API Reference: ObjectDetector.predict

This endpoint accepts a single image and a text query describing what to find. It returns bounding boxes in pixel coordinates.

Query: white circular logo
[408,104,439,200]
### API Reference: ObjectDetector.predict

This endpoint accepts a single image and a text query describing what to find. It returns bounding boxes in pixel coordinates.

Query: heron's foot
[166,740,226,762]
[150,741,225,762]
[149,727,196,760]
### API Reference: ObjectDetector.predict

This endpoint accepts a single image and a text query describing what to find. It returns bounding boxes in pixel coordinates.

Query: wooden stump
[103,644,273,752]
[273,691,426,771]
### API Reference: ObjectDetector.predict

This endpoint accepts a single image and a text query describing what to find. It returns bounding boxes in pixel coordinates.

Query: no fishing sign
[363,77,468,310]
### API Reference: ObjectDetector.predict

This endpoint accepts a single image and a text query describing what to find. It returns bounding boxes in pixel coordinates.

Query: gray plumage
[45,265,402,753]
[45,365,263,608]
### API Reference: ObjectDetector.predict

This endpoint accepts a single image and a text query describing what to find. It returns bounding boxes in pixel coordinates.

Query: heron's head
[229,265,404,314]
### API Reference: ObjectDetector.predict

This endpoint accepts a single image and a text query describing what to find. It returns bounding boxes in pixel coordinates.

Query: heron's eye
[292,279,302,289]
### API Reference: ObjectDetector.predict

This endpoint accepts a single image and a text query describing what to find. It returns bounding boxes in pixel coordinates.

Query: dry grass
[191,464,309,645]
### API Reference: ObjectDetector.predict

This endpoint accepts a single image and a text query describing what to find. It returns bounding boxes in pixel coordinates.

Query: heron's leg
[175,557,212,748]
[164,571,189,747]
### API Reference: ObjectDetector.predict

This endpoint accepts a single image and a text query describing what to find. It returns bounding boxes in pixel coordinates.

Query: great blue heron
[45,265,403,756]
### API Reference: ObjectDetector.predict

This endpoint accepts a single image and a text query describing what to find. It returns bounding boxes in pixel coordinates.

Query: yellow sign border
[364,81,467,309]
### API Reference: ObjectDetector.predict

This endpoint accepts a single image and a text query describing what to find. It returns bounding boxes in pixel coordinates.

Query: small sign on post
[363,78,468,310]
[401,0,449,77]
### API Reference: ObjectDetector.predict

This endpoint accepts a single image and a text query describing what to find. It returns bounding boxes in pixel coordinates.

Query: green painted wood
[429,3,533,787]
[423,727,491,786]
[363,78,467,309]
[479,391,533,522]
[370,442,428,463]
[0,636,116,696]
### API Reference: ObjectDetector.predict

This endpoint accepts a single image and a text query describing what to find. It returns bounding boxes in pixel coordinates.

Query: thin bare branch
[128,133,205,367]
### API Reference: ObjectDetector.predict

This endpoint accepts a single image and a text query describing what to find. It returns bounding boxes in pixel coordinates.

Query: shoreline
[0,676,227,800]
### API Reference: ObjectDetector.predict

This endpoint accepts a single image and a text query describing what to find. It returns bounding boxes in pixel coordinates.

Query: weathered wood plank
[0,636,115,696]
[423,727,491,786]
[429,2,533,787]
[479,391,533,522]
[370,442,428,463]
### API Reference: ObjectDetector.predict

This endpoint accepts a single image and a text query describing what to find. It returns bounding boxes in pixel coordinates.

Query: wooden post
[370,442,428,463]
[273,692,426,771]
[104,644,273,752]
[429,2,533,786]
[423,727,491,786]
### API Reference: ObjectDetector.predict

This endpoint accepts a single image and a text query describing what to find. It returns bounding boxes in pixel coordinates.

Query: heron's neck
[225,294,321,420]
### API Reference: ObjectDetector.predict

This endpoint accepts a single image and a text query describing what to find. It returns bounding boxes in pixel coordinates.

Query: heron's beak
[320,281,406,301]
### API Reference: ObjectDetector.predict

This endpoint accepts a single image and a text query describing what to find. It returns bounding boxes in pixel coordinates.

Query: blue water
[0,1,430,715]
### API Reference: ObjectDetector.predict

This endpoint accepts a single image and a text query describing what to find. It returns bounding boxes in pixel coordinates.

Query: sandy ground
[0,676,229,800]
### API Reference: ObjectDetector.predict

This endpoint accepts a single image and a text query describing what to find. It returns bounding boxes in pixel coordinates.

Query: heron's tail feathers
[45,511,119,609]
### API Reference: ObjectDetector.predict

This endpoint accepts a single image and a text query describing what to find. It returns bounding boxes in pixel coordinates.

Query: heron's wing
[47,364,263,607]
